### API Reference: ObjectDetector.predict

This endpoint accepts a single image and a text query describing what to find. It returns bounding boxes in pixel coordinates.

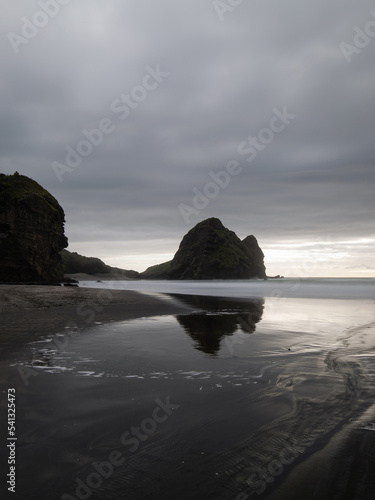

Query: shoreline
[0,284,191,313]
[1,285,375,498]
[0,284,193,349]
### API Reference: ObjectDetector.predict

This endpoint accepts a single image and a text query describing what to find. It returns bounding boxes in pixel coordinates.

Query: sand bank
[0,284,191,348]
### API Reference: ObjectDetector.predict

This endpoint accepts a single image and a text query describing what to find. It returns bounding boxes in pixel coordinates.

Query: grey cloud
[0,0,374,272]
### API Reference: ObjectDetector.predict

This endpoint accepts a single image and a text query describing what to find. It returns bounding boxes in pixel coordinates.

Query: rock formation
[61,249,140,280]
[241,235,267,279]
[0,173,68,282]
[141,217,266,280]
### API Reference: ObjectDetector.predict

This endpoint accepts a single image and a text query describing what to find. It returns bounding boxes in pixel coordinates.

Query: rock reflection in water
[171,294,264,355]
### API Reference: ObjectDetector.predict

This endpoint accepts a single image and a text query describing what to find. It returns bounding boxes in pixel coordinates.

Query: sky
[1,0,374,277]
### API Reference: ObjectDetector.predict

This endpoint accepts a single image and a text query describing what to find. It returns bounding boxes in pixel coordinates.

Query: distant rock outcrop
[61,249,140,280]
[141,217,266,280]
[61,249,111,275]
[0,173,68,282]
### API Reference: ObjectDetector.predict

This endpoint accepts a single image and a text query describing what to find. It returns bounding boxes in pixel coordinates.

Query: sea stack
[0,172,68,282]
[142,217,266,280]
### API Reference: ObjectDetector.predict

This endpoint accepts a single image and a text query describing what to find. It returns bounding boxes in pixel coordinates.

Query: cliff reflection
[170,295,264,356]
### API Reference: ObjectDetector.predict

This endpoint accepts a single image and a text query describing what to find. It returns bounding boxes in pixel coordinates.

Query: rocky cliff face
[0,173,68,282]
[241,235,267,279]
[142,217,266,280]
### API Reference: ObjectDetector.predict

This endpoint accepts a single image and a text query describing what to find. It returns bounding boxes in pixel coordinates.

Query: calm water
[79,277,375,299]
[1,282,375,499]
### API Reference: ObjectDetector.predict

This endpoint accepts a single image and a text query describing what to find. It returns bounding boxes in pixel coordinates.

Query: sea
[79,276,375,300]
[1,278,375,500]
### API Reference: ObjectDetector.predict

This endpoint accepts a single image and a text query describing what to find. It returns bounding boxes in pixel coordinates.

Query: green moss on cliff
[141,260,172,279]
[0,173,60,213]
[61,249,111,275]
[141,218,267,280]
[0,172,68,282]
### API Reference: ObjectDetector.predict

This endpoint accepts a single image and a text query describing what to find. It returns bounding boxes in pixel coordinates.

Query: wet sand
[0,284,192,349]
[0,284,192,315]
[1,287,375,499]
[263,402,375,500]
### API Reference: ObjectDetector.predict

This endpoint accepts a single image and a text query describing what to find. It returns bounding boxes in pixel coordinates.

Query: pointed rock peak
[195,217,225,231]
[242,235,258,245]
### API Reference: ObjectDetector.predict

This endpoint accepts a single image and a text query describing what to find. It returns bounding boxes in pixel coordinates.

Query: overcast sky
[1,0,374,276]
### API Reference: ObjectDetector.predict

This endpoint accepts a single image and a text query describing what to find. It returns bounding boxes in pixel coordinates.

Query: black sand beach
[0,285,192,349]
[1,285,375,499]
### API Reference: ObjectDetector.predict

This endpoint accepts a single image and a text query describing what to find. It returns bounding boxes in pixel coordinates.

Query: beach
[0,284,192,350]
[1,281,375,499]
[0,283,193,315]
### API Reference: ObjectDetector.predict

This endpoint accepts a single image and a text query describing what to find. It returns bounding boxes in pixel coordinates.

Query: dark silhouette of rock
[140,260,172,280]
[0,172,68,282]
[141,217,267,280]
[61,249,111,275]
[241,234,267,279]
[61,249,140,280]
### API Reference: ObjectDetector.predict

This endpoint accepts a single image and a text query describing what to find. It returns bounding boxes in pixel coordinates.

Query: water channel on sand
[1,292,375,499]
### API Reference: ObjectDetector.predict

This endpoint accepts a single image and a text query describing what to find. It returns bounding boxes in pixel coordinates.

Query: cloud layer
[1,0,374,275]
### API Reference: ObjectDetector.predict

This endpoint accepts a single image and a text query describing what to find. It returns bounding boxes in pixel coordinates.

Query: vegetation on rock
[140,260,172,279]
[61,249,111,275]
[0,173,68,282]
[141,217,267,280]
[61,249,140,279]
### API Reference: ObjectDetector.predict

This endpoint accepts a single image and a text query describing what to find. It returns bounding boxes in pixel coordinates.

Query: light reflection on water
[5,295,375,499]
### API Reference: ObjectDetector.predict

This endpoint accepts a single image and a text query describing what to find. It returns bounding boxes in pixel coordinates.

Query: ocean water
[79,277,375,300]
[2,279,375,499]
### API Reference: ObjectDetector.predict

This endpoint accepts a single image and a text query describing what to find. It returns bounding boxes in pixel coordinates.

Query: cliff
[241,235,266,279]
[0,173,68,282]
[141,217,266,280]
